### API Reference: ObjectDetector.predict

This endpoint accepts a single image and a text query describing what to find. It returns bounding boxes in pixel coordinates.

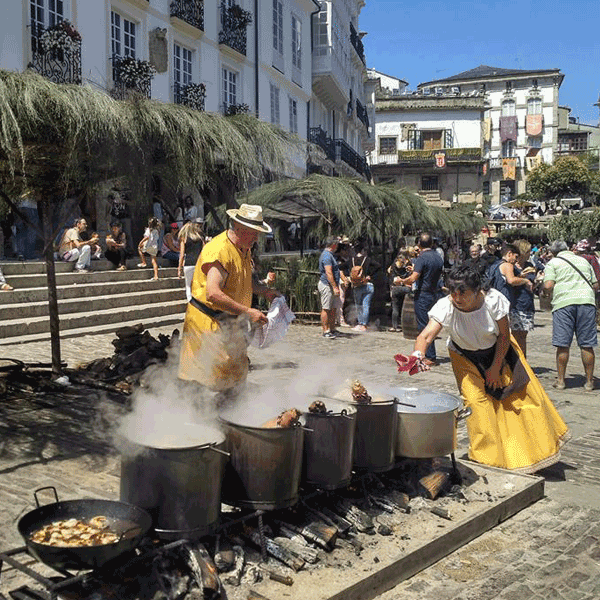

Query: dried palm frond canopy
[0,69,300,199]
[243,174,485,240]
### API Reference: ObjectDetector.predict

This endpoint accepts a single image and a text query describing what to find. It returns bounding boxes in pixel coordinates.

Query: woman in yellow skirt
[411,263,570,473]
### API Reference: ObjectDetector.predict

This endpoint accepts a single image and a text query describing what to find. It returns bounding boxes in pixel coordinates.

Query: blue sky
[360,0,600,125]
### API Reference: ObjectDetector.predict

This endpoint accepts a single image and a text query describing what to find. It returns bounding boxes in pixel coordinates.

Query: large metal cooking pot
[120,423,228,540]
[302,399,356,490]
[18,487,152,571]
[220,417,304,510]
[393,387,471,458]
[350,397,397,473]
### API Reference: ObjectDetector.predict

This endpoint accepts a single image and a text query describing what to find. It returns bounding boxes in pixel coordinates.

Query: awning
[262,198,323,222]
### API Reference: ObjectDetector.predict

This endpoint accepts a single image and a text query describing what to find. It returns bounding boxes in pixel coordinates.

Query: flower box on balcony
[112,56,156,99]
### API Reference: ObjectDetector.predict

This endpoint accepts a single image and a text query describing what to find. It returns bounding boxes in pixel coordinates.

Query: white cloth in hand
[249,296,295,349]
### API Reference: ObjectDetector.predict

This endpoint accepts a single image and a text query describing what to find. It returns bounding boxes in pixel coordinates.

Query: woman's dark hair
[110,221,122,229]
[446,263,484,293]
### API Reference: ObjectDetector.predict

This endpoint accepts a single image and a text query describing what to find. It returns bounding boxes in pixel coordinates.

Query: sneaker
[353,325,367,332]
[323,331,337,339]
[76,268,90,274]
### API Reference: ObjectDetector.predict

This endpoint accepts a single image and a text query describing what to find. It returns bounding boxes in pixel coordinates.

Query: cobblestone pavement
[1,308,600,599]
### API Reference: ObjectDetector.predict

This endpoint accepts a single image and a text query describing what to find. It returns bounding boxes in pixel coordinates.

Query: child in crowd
[137,217,161,280]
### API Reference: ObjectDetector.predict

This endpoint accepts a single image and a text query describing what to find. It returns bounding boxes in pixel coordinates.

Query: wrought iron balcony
[174,81,206,111]
[218,2,252,56]
[335,139,368,176]
[397,147,482,164]
[29,21,82,85]
[111,55,154,100]
[356,99,369,129]
[309,126,335,162]
[350,22,366,65]
[223,103,250,116]
[170,0,204,31]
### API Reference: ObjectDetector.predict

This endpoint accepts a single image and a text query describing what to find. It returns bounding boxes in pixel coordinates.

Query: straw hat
[226,204,272,233]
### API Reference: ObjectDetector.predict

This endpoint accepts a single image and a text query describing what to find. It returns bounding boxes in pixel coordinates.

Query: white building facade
[1,0,322,180]
[368,72,486,207]
[308,0,370,179]
[419,66,564,205]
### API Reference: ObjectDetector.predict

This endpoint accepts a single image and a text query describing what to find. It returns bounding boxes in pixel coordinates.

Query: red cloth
[394,353,422,376]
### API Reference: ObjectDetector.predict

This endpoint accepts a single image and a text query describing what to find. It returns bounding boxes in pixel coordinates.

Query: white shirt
[428,288,510,351]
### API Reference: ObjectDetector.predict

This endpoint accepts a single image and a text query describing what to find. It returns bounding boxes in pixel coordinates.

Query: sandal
[137,263,148,268]
[1,283,13,291]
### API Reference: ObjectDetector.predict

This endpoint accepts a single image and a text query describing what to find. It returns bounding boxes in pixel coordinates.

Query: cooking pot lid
[387,387,462,413]
[122,422,225,449]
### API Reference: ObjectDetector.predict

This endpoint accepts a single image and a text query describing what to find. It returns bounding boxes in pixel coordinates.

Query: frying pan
[18,487,153,571]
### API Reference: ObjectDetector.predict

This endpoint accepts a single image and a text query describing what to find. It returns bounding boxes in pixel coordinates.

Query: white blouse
[428,288,510,351]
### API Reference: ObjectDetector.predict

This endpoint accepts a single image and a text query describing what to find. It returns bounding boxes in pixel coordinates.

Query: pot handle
[34,486,59,508]
[206,446,231,457]
[457,406,472,421]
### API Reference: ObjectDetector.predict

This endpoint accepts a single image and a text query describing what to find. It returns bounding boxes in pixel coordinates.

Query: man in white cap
[179,204,280,392]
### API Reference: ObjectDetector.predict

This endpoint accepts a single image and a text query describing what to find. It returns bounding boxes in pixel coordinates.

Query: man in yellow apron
[178,204,279,392]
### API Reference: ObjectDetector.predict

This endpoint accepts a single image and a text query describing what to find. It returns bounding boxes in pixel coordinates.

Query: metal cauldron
[302,399,356,490]
[392,387,471,458]
[220,417,304,510]
[120,423,228,540]
[349,396,398,473]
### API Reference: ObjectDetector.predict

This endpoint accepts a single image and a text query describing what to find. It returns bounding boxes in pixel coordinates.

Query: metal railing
[335,139,368,176]
[309,126,336,162]
[173,82,206,111]
[111,56,152,100]
[350,22,366,64]
[218,2,251,56]
[170,0,204,31]
[356,99,369,129]
[29,22,82,85]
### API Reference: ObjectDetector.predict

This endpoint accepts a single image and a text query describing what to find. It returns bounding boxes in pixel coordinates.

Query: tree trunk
[40,200,62,375]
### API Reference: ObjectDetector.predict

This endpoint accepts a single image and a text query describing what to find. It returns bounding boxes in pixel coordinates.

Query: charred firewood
[351,380,371,404]
[273,519,337,550]
[223,545,245,587]
[314,506,353,534]
[258,566,294,586]
[332,501,374,533]
[308,399,327,413]
[184,542,222,600]
[388,490,411,513]
[419,471,451,500]
[214,536,235,572]
[335,535,363,556]
[242,531,305,572]
[430,506,452,521]
[273,536,321,564]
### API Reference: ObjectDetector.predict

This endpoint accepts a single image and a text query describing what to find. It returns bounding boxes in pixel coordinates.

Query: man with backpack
[396,233,444,366]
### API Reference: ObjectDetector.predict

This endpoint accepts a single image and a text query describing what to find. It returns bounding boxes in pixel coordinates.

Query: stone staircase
[0,258,187,345]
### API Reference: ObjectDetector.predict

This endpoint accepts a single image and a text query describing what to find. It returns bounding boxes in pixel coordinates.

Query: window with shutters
[30,0,65,52]
[502,99,516,116]
[174,44,193,86]
[502,140,515,158]
[527,97,542,115]
[291,14,301,72]
[289,97,298,133]
[270,83,280,124]
[272,0,283,71]
[379,137,397,154]
[222,67,238,111]
[312,8,329,56]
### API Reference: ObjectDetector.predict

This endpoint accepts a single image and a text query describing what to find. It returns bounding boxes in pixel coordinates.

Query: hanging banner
[433,150,447,169]
[526,114,543,136]
[482,118,492,142]
[502,157,517,180]
[500,116,518,141]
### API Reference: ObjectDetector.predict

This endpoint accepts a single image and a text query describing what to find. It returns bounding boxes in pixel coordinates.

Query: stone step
[0,288,185,320]
[1,266,179,289]
[0,277,184,305]
[0,315,185,346]
[0,299,187,339]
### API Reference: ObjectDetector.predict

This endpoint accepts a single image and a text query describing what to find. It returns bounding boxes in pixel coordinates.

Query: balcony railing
[111,55,154,100]
[170,0,204,31]
[309,126,336,162]
[349,22,366,64]
[335,139,368,176]
[397,147,482,164]
[218,2,252,56]
[356,99,369,130]
[29,21,82,85]
[174,81,206,111]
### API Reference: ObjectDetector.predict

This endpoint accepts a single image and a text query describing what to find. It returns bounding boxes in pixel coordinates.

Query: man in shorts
[543,240,599,391]
[318,237,341,339]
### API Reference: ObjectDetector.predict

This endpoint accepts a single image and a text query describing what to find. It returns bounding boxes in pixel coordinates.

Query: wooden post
[41,199,62,376]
